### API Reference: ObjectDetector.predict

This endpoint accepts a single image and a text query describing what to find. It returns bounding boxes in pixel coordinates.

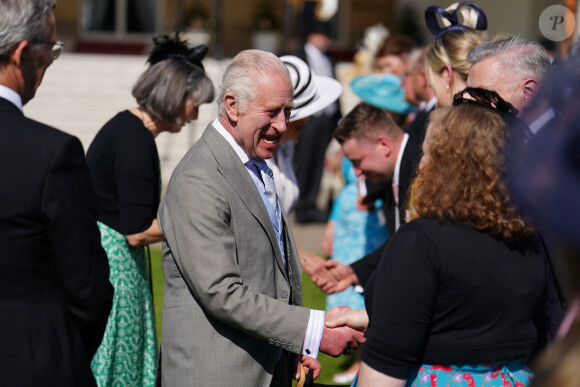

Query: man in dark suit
[310,101,423,293]
[401,46,437,145]
[0,1,113,385]
[466,37,552,135]
[294,3,342,223]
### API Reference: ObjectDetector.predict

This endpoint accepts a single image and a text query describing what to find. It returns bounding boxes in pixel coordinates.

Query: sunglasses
[31,40,64,60]
[453,87,519,117]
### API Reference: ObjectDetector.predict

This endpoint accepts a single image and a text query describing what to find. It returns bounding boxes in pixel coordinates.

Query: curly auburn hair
[409,103,533,242]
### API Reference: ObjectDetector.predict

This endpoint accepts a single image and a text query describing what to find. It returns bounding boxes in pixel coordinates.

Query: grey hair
[132,58,215,127]
[217,49,290,118]
[0,0,56,57]
[467,36,551,83]
[406,46,428,72]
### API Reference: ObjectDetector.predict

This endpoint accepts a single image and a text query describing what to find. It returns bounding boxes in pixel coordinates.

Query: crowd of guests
[2,0,580,386]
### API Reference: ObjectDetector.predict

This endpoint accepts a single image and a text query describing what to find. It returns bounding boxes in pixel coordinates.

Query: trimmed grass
[149,247,355,385]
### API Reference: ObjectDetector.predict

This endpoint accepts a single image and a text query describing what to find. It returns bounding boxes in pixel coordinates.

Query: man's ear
[9,40,29,67]
[522,78,540,108]
[420,69,429,88]
[224,93,239,123]
[375,134,392,158]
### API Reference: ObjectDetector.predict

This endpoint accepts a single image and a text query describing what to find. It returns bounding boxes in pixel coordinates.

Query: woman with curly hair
[326,102,548,386]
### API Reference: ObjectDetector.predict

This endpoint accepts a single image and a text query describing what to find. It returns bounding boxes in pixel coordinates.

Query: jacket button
[287,344,293,351]
[281,291,288,299]
[274,340,281,346]
[268,339,274,344]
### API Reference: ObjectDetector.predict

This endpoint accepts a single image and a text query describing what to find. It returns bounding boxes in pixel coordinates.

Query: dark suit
[0,97,113,386]
[351,134,423,286]
[403,106,434,146]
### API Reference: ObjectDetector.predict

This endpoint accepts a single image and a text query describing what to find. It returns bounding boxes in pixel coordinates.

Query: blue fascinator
[425,1,487,41]
[350,73,411,114]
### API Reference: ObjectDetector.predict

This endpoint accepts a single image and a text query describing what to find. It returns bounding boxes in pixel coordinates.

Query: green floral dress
[90,222,157,386]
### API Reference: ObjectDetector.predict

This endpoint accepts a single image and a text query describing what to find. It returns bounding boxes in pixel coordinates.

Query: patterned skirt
[91,222,158,387]
[351,360,533,387]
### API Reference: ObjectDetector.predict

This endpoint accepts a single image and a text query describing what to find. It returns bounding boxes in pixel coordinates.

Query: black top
[362,218,546,379]
[86,110,160,235]
[351,134,424,286]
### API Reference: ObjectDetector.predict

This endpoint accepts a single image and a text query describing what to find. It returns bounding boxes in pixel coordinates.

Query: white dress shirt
[0,84,23,112]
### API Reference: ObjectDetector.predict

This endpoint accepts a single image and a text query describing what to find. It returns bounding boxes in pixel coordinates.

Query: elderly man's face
[467,56,525,114]
[234,72,293,160]
[20,12,57,105]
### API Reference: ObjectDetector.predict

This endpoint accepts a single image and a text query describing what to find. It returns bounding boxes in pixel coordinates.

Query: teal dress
[91,223,157,386]
[86,111,159,386]
[326,158,389,311]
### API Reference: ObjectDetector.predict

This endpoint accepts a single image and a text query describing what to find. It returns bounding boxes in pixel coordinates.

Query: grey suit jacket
[158,124,312,386]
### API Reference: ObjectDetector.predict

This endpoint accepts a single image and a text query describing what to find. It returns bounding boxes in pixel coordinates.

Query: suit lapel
[202,125,288,278]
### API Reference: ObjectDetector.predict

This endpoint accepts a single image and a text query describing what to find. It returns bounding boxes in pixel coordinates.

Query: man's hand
[299,250,338,287]
[325,306,369,332]
[319,318,366,357]
[356,191,375,211]
[295,355,321,381]
[313,260,359,295]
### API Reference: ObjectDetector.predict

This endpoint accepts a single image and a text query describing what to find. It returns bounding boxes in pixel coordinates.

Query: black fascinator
[425,1,487,41]
[147,34,208,70]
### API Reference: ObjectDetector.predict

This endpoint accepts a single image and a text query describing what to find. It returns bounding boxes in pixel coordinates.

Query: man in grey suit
[157,49,364,386]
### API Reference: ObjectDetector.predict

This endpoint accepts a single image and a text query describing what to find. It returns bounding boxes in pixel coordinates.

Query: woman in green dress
[86,35,214,387]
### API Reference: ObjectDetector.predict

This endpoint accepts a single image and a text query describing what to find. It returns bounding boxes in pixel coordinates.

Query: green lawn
[149,247,356,385]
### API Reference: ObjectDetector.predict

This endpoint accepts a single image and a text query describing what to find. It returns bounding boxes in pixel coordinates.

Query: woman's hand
[299,250,338,287]
[325,306,369,332]
[126,219,163,246]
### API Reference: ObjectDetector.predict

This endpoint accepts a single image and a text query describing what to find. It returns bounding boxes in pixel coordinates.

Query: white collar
[528,108,556,135]
[393,133,409,187]
[0,84,23,112]
[212,117,251,164]
[424,97,437,112]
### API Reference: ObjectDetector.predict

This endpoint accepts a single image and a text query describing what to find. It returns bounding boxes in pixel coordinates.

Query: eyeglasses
[31,40,64,60]
[453,87,519,117]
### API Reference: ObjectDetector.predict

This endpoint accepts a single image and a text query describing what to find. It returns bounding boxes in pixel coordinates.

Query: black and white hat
[280,55,342,122]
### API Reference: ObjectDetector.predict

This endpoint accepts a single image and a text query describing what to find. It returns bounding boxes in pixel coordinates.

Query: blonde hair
[426,29,486,81]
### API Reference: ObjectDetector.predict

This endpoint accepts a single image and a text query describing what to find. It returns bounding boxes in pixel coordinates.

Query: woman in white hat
[267,55,342,214]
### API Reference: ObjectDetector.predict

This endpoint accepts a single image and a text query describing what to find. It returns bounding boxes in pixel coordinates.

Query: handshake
[299,250,360,295]
[298,307,369,381]
[320,306,369,357]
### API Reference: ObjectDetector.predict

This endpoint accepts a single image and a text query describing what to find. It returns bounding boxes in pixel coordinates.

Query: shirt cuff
[302,309,324,358]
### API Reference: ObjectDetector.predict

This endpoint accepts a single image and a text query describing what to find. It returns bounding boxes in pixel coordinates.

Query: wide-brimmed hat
[350,73,411,114]
[280,55,342,122]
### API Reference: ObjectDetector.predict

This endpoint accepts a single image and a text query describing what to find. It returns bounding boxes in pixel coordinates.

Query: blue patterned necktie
[251,159,278,213]
[249,159,286,266]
